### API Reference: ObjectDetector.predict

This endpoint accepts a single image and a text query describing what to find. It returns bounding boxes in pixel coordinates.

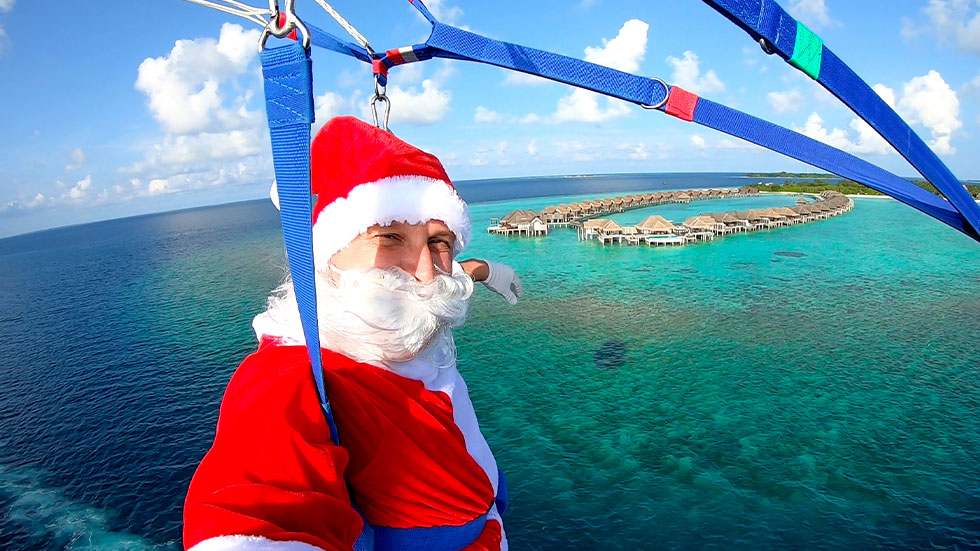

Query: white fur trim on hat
[188,535,324,551]
[311,175,470,268]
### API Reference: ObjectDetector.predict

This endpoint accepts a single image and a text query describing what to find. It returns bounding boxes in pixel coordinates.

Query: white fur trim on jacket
[188,535,325,551]
[311,176,470,268]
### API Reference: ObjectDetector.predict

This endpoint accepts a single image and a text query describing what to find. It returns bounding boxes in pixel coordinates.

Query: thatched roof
[713,212,741,224]
[683,215,718,230]
[636,215,675,233]
[583,218,622,231]
[796,197,809,205]
[500,209,541,225]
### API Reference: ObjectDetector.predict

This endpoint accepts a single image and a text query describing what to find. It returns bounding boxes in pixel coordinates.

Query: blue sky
[1,0,978,237]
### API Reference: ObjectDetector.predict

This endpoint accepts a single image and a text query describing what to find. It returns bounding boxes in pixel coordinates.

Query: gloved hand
[480,260,523,305]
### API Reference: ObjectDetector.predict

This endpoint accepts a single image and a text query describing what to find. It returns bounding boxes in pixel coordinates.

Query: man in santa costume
[184,116,522,551]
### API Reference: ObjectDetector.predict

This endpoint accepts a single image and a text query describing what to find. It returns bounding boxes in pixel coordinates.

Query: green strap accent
[788,21,823,80]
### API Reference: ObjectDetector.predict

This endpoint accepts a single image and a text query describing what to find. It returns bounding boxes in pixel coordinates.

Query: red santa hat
[272,116,470,268]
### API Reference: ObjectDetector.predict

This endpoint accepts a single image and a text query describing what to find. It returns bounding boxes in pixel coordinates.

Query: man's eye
[379,233,402,243]
[429,238,452,250]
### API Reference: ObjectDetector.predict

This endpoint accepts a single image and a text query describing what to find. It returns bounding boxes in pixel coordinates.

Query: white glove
[481,260,523,305]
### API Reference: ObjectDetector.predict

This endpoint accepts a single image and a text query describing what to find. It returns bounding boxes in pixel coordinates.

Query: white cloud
[0,0,15,11]
[423,0,463,25]
[134,159,267,198]
[148,179,174,195]
[554,90,631,123]
[583,19,649,74]
[666,51,725,95]
[65,148,87,171]
[690,134,762,151]
[626,142,650,160]
[135,23,262,135]
[796,112,891,155]
[767,89,806,114]
[0,25,8,56]
[314,91,354,130]
[897,70,961,154]
[518,113,541,124]
[794,72,961,157]
[361,79,451,125]
[552,20,649,123]
[27,193,46,208]
[122,129,266,176]
[787,0,838,28]
[474,106,503,123]
[555,140,603,162]
[494,141,508,156]
[68,175,93,200]
[872,83,897,109]
[904,0,980,56]
[527,140,538,156]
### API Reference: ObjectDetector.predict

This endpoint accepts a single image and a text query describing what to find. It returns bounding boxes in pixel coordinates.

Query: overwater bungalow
[488,209,548,236]
[774,207,802,224]
[712,212,747,233]
[682,215,722,241]
[636,215,677,235]
[580,218,625,242]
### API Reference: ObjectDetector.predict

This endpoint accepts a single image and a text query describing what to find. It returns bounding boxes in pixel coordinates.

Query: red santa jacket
[184,342,504,551]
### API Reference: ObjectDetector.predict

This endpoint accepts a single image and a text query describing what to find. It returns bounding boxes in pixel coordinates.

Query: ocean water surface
[0,173,978,550]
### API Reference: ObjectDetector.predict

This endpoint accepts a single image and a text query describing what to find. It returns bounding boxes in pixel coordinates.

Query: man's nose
[413,245,436,284]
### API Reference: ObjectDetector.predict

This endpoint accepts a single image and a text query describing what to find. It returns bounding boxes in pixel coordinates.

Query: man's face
[329,219,456,282]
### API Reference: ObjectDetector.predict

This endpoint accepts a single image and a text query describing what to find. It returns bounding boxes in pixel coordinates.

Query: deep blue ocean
[0,173,978,550]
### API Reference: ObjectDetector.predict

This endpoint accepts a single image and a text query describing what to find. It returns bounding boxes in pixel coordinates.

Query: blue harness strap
[260,41,341,446]
[288,1,978,242]
[698,0,980,237]
[260,39,505,551]
[668,92,970,234]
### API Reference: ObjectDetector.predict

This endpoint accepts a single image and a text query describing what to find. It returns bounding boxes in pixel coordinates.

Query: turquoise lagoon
[0,179,977,550]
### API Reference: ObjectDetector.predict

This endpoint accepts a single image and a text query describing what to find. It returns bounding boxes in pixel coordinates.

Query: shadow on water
[593,339,628,370]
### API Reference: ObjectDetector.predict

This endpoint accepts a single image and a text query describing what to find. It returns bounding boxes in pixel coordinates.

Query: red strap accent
[665,86,699,122]
[372,58,389,78]
[386,48,407,66]
[276,13,299,41]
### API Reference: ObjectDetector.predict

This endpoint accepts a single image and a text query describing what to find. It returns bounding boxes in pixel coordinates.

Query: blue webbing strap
[681,96,969,232]
[260,41,341,446]
[424,23,669,107]
[297,1,978,241]
[698,0,980,238]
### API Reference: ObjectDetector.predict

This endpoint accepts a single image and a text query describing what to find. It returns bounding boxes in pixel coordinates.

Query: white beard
[253,264,474,369]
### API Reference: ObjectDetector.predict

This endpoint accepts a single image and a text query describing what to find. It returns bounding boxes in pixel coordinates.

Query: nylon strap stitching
[789,20,823,80]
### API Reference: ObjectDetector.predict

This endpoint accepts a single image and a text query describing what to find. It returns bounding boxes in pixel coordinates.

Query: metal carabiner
[258,0,311,52]
[370,76,391,132]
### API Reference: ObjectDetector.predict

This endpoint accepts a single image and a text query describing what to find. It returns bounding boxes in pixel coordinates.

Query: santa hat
[273,116,470,268]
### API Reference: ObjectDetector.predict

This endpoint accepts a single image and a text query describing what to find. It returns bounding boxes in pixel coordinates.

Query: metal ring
[639,77,670,110]
[759,37,775,55]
